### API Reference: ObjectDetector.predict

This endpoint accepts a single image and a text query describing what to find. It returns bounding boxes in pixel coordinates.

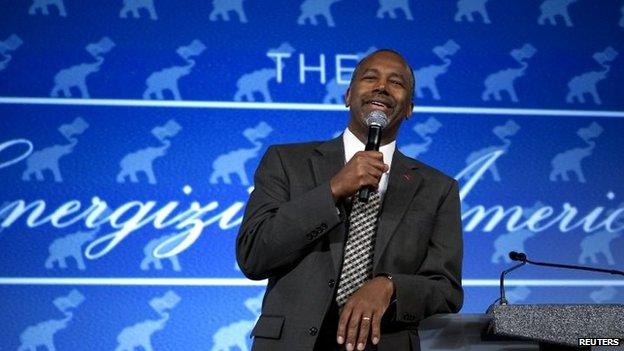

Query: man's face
[345,51,414,143]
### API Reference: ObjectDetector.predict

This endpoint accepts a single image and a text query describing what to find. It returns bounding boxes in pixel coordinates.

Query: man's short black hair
[349,49,415,101]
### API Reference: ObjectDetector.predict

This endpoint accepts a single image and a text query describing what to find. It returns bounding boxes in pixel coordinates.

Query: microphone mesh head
[366,110,389,129]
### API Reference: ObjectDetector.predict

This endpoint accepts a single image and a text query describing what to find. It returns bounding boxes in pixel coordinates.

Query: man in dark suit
[236,49,463,351]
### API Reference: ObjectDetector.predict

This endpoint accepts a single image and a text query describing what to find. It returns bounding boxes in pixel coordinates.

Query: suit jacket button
[328,279,335,288]
[309,327,318,336]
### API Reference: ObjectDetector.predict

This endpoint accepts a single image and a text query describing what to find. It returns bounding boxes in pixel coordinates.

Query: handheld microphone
[357,110,389,202]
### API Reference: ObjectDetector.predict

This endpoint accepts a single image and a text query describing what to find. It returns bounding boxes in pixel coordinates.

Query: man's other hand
[336,276,394,350]
[330,151,389,201]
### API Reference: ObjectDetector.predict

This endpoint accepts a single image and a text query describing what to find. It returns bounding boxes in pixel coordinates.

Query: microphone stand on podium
[485,251,624,350]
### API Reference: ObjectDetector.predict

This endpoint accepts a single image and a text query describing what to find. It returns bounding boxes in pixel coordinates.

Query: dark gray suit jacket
[236,136,463,351]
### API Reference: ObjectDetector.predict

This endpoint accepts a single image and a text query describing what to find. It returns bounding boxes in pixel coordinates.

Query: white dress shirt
[342,127,395,198]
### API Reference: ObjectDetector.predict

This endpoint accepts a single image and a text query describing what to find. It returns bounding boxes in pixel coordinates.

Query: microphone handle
[357,125,383,202]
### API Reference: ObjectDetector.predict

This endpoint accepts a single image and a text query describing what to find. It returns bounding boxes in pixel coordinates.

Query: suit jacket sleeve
[236,145,342,280]
[392,179,463,322]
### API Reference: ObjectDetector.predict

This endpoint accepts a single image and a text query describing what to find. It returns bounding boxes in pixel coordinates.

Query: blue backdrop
[1,0,623,350]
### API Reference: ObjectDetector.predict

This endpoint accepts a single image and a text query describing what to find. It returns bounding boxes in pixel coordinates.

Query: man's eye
[362,76,376,80]
[391,80,404,86]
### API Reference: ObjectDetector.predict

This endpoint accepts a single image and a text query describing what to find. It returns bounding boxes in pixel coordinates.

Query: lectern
[487,304,624,349]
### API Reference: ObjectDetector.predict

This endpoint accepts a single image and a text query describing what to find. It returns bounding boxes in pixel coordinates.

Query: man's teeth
[371,101,387,107]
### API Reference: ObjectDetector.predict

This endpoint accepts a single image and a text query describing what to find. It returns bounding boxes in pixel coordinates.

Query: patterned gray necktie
[335,191,382,306]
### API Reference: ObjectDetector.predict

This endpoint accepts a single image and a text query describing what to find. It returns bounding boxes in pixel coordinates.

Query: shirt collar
[342,127,395,168]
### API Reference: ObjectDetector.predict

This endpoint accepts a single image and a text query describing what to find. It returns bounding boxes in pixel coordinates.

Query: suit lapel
[373,151,422,270]
[310,136,345,275]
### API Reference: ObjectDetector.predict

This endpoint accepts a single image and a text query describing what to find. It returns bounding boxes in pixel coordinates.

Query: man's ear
[344,88,351,107]
[405,101,414,119]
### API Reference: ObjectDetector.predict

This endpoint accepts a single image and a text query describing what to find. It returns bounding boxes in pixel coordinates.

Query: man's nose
[372,80,389,94]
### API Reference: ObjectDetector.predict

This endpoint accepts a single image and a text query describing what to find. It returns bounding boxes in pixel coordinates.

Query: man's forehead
[357,52,411,75]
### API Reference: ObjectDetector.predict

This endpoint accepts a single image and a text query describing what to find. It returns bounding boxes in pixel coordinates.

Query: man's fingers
[337,305,352,344]
[371,312,382,345]
[346,311,362,351]
[356,315,372,350]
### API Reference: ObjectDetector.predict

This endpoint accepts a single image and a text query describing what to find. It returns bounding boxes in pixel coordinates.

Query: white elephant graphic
[550,122,602,183]
[119,0,158,20]
[297,0,342,27]
[22,117,89,183]
[209,0,248,23]
[589,286,617,303]
[210,122,273,185]
[140,234,182,271]
[399,117,442,158]
[117,119,181,185]
[376,0,413,20]
[0,34,23,72]
[211,291,264,351]
[28,0,67,16]
[415,40,460,100]
[51,37,115,98]
[482,44,537,103]
[18,290,85,351]
[45,227,99,270]
[143,40,206,100]
[579,227,622,266]
[234,68,278,102]
[455,0,491,23]
[506,286,530,303]
[463,120,520,182]
[537,0,578,27]
[115,291,180,351]
[566,47,618,105]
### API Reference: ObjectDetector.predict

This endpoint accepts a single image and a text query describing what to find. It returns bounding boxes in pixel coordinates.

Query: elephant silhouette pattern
[234,42,295,103]
[115,291,180,351]
[18,290,85,351]
[143,39,206,100]
[482,44,537,102]
[376,0,413,20]
[491,202,544,264]
[463,120,520,182]
[323,46,376,104]
[51,37,115,98]
[298,0,342,27]
[45,227,99,270]
[22,117,89,183]
[140,234,182,271]
[210,121,273,185]
[117,119,182,184]
[566,47,618,105]
[455,0,491,23]
[550,122,602,183]
[506,286,531,303]
[399,117,442,158]
[210,0,248,23]
[28,0,67,16]
[0,34,23,72]
[211,291,264,351]
[538,0,578,27]
[578,206,623,266]
[415,40,460,100]
[589,286,618,303]
[119,0,158,20]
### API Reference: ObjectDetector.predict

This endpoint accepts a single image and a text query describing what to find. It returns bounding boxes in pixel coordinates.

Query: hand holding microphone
[330,111,390,202]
